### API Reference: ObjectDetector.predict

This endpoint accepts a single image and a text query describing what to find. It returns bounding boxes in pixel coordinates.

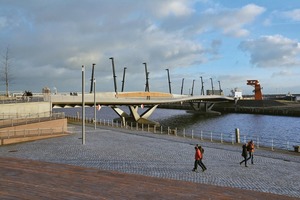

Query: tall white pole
[82,65,85,145]
[94,79,96,130]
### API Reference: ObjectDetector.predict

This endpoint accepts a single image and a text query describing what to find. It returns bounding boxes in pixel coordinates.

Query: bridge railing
[0,96,45,104]
[66,116,299,152]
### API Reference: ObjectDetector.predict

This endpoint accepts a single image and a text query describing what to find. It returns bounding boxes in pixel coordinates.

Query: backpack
[200,147,204,154]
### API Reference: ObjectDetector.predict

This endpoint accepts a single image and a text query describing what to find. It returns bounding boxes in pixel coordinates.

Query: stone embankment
[214,100,300,117]
[159,100,300,117]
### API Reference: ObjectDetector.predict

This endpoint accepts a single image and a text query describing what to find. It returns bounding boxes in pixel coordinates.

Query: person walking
[198,145,207,172]
[192,145,201,172]
[246,140,255,164]
[240,143,248,167]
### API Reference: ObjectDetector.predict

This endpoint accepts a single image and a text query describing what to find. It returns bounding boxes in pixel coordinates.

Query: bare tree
[1,47,14,97]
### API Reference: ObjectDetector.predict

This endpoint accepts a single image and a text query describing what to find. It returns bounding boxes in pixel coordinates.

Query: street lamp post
[181,78,184,95]
[191,79,195,96]
[110,57,118,94]
[121,67,127,92]
[82,65,85,145]
[94,78,96,130]
[210,78,214,95]
[200,76,204,95]
[166,69,172,94]
[218,80,222,95]
[143,63,150,92]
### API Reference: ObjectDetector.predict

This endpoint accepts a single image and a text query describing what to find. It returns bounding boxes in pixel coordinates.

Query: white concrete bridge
[50,91,234,125]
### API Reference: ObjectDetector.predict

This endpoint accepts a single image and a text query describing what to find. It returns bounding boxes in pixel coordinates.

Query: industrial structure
[247,80,263,100]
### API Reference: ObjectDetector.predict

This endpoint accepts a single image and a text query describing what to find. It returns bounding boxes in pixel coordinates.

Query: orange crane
[247,80,263,100]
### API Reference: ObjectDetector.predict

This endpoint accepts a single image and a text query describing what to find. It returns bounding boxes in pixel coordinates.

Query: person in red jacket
[198,145,207,172]
[192,145,206,172]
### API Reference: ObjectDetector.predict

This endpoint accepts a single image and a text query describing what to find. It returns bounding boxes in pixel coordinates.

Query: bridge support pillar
[187,102,221,115]
[111,105,159,126]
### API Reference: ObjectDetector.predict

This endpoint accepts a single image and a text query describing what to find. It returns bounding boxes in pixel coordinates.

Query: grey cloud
[0,1,266,93]
[239,35,300,68]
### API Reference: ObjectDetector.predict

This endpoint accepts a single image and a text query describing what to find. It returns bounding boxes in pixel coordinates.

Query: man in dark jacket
[240,143,248,167]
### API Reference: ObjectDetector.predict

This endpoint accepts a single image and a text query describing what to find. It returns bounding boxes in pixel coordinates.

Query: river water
[54,107,300,150]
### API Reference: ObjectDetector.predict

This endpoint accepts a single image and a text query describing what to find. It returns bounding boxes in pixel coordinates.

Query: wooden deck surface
[0,157,298,200]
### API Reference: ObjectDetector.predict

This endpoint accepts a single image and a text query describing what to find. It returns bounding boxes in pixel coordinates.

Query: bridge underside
[187,102,221,116]
[111,105,159,126]
[53,101,221,126]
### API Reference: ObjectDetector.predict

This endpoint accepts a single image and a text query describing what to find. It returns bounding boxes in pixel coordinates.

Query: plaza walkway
[0,124,299,199]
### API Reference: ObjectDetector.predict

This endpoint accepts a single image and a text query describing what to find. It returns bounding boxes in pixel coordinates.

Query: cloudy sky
[1,0,300,96]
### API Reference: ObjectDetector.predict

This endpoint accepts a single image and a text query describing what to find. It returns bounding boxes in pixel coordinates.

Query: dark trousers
[194,159,206,171]
[240,156,248,166]
[193,160,198,170]
[247,152,254,164]
[198,159,207,171]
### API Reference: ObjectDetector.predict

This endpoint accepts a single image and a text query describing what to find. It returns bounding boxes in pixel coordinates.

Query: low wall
[0,118,68,145]
[1,134,69,145]
[0,102,51,119]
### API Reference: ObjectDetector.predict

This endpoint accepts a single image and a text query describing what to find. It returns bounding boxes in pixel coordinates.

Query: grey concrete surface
[0,124,299,198]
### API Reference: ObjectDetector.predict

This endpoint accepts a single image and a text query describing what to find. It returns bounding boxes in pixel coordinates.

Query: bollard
[154,125,156,134]
[192,130,194,139]
[161,126,163,134]
[221,133,223,143]
[167,127,170,135]
[183,128,185,137]
[200,131,203,140]
[210,132,213,142]
[235,128,240,143]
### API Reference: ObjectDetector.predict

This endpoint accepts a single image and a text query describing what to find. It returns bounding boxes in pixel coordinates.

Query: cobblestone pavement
[0,124,299,198]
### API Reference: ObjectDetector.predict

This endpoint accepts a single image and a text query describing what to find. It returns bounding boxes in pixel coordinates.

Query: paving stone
[0,124,299,199]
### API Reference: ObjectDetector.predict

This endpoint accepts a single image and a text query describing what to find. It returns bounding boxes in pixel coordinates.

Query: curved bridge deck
[50,91,234,107]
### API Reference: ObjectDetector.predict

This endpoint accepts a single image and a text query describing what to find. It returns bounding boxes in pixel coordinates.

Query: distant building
[230,88,243,99]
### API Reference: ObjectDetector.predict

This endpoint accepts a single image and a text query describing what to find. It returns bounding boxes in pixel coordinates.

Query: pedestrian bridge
[50,91,234,125]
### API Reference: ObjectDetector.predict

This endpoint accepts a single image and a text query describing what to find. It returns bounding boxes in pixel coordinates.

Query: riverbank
[215,100,300,117]
[159,100,300,117]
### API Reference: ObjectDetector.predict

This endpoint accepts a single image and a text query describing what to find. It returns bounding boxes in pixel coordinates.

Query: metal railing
[0,96,45,104]
[67,116,300,152]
